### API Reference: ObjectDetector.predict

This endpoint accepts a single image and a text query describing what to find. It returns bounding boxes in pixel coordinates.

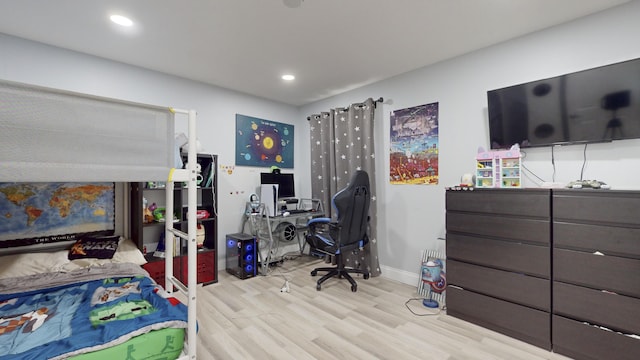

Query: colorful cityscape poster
[390,102,439,185]
[235,114,294,168]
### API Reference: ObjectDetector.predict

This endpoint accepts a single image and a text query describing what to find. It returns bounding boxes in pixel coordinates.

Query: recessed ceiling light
[283,0,303,8]
[282,74,295,81]
[110,14,133,27]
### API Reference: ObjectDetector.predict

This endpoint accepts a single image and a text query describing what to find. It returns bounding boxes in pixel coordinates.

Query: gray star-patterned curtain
[308,98,380,277]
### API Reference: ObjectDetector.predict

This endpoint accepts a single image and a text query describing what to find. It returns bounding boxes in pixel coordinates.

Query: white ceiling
[0,0,630,106]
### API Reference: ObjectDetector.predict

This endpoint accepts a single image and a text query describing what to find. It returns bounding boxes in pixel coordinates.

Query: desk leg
[297,227,307,255]
[258,218,275,276]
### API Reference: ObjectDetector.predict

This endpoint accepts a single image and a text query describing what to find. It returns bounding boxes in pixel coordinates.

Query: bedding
[0,262,187,359]
[0,238,146,280]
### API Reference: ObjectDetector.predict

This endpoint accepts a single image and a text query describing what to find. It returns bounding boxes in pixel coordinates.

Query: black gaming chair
[305,170,371,292]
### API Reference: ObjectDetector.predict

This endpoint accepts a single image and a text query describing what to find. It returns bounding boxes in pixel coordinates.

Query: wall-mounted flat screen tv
[488,57,640,149]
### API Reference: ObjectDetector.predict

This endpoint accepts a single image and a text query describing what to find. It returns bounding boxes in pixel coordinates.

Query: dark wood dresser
[445,188,640,359]
[552,190,640,360]
[446,188,552,350]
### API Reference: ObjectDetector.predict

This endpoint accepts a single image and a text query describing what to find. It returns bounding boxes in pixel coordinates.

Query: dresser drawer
[448,260,550,311]
[554,281,640,335]
[176,250,216,285]
[447,234,550,277]
[446,189,550,217]
[553,315,640,360]
[554,248,640,297]
[554,222,640,258]
[142,260,165,286]
[446,212,549,245]
[142,251,217,288]
[447,286,551,350]
[553,190,640,226]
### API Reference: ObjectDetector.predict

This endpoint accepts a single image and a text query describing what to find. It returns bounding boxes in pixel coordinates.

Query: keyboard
[288,209,309,214]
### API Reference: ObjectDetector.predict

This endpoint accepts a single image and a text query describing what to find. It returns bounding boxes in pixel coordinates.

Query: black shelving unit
[130,153,218,286]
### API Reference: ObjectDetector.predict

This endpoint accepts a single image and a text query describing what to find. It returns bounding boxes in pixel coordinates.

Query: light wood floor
[189,256,572,360]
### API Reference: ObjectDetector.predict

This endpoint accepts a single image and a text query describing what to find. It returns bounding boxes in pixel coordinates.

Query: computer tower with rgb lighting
[225,233,257,279]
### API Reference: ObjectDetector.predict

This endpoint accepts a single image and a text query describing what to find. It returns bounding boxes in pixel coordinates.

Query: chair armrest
[307,217,331,226]
[307,217,338,237]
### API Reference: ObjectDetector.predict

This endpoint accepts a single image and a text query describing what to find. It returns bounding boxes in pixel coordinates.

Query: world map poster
[235,114,294,168]
[0,183,115,247]
[390,102,439,185]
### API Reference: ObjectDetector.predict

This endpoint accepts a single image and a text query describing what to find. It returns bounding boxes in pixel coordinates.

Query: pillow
[112,238,147,265]
[0,250,71,279]
[67,238,146,269]
[68,235,120,260]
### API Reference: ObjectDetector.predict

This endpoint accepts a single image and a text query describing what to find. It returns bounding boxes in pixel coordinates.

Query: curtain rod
[306,97,384,121]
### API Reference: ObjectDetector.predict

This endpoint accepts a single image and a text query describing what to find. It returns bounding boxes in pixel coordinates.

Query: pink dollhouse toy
[476,144,521,188]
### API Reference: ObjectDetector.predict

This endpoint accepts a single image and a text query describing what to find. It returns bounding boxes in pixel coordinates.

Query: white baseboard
[379,264,419,288]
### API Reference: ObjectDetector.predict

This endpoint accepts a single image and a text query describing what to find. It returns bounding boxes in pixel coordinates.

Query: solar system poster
[235,114,294,168]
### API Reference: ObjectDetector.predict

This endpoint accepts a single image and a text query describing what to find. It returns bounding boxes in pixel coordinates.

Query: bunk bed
[0,80,199,359]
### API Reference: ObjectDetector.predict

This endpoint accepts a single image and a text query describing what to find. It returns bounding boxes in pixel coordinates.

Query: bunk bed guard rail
[0,79,175,182]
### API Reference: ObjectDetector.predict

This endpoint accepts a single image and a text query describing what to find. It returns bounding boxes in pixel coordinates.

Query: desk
[241,200,324,275]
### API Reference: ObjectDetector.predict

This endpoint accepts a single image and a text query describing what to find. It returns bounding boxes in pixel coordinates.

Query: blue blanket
[0,274,187,359]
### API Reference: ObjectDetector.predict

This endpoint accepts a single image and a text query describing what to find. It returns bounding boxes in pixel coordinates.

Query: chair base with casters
[310,250,370,292]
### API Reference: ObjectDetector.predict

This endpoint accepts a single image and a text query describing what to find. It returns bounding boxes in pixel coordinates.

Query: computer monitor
[260,172,295,199]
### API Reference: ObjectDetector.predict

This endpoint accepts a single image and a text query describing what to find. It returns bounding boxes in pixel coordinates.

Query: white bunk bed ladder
[165,108,198,360]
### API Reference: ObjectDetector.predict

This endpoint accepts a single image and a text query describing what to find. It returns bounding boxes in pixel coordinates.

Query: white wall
[2,1,640,286]
[300,1,640,285]
[0,33,311,268]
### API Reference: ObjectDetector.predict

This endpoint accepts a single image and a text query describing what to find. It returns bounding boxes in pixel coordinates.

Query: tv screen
[260,172,295,199]
[488,57,640,149]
